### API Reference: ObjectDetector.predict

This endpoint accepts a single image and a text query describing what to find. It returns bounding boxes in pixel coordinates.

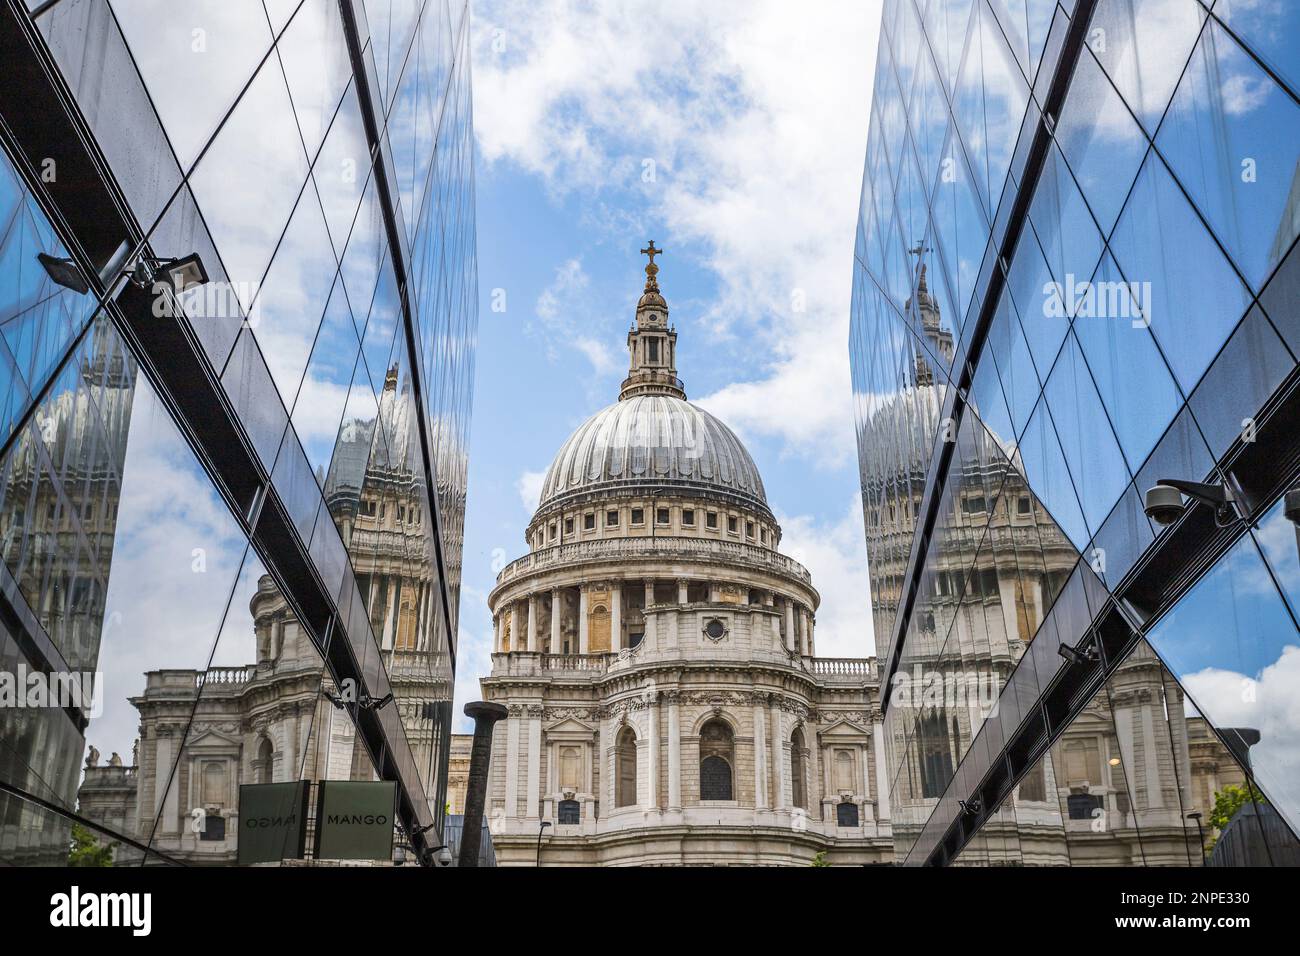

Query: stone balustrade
[494,535,812,590]
[807,657,876,678]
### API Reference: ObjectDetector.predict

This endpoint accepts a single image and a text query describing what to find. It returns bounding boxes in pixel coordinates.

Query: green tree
[1209,782,1266,833]
[68,823,115,867]
[810,850,830,867]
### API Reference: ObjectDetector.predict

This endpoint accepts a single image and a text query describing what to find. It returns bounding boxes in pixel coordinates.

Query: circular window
[703,618,727,641]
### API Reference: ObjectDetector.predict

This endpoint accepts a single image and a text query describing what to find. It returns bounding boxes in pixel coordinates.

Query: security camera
[1285,488,1300,526]
[1144,479,1240,528]
[1143,484,1187,526]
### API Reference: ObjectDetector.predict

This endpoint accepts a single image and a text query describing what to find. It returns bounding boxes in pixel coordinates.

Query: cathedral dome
[536,394,767,515]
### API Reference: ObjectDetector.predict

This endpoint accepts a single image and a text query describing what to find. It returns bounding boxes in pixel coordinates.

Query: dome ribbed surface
[537,395,767,513]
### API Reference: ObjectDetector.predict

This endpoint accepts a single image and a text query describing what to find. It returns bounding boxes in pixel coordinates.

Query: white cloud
[473,0,879,465]
[452,583,496,732]
[1182,645,1300,831]
[516,468,547,511]
[776,495,875,658]
[531,257,622,376]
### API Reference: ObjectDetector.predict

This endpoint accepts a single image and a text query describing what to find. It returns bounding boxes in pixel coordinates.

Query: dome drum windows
[698,718,735,801]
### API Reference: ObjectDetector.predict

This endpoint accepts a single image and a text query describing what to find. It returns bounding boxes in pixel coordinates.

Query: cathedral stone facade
[480,246,893,866]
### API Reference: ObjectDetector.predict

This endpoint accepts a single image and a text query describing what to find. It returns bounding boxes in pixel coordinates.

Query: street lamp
[1186,811,1207,865]
[536,820,551,867]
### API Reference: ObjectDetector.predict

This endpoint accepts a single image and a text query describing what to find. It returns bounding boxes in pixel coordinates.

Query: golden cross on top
[640,240,664,266]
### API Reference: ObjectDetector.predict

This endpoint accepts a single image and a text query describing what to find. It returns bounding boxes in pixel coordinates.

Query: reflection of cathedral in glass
[855,0,1300,867]
[1,0,475,866]
[78,362,451,864]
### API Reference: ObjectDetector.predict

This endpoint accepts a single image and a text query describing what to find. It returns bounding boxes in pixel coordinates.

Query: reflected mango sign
[314,780,397,861]
[237,781,309,865]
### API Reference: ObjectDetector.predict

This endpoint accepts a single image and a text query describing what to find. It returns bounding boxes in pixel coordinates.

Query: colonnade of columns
[495,700,890,831]
[492,578,816,656]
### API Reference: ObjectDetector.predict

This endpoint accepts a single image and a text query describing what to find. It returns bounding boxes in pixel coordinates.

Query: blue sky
[452,0,884,728]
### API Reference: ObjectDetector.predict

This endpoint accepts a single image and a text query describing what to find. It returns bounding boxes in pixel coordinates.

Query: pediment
[184,727,243,751]
[819,716,871,738]
[544,717,595,737]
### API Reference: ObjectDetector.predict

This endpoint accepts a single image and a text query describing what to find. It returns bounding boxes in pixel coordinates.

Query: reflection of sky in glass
[1156,18,1300,291]
[1147,512,1300,835]
[91,379,251,763]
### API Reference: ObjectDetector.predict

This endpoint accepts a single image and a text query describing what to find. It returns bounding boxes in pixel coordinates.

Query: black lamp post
[536,820,551,867]
[1186,811,1207,864]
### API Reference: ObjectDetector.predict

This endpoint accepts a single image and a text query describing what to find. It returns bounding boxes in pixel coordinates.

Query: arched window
[615,727,637,807]
[699,719,734,801]
[257,737,274,785]
[790,728,806,809]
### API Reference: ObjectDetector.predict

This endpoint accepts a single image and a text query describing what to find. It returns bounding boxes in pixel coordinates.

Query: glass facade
[0,0,475,865]
[854,0,1300,865]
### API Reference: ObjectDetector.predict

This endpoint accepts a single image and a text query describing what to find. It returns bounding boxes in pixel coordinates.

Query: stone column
[873,720,891,821]
[526,594,538,652]
[861,744,876,822]
[526,707,541,820]
[799,609,811,656]
[644,693,659,811]
[784,601,796,653]
[578,587,589,654]
[459,701,507,868]
[509,602,520,653]
[769,698,785,810]
[677,579,689,605]
[643,580,656,650]
[550,588,562,653]
[492,613,500,652]
[752,700,768,809]
[667,694,681,810]
[806,721,821,819]
[505,709,519,819]
[610,585,622,653]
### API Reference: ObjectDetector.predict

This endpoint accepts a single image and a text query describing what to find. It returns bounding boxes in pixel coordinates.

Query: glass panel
[187,54,311,310]
[249,187,338,405]
[1043,333,1130,534]
[1054,49,1149,235]
[1088,0,1208,135]
[1072,253,1183,469]
[1145,523,1300,840]
[1108,152,1252,392]
[110,0,274,168]
[1156,17,1300,291]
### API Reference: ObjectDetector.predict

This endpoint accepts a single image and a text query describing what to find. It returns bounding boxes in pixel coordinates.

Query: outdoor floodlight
[1057,638,1099,666]
[36,252,90,295]
[126,251,209,292]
